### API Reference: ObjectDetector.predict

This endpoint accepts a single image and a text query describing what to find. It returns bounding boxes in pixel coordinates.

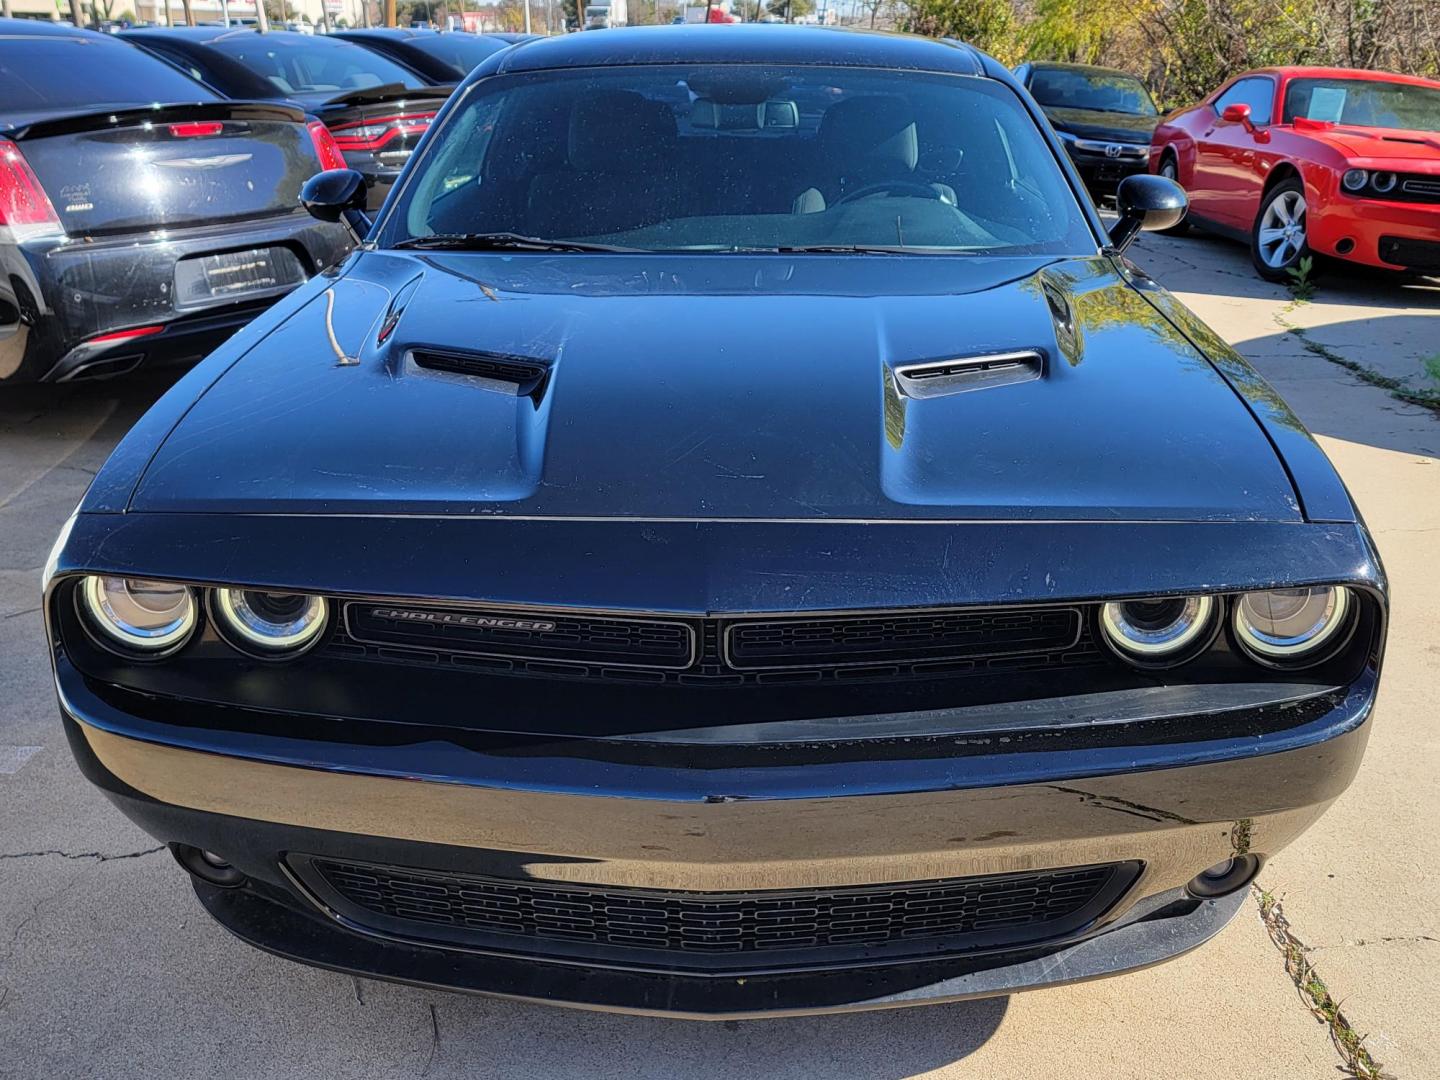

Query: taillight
[0,138,64,242]
[327,112,436,153]
[306,120,348,171]
[168,121,225,138]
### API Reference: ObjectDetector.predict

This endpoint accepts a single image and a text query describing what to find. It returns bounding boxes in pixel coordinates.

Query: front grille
[1392,175,1440,203]
[344,603,695,669]
[726,608,1079,670]
[298,858,1136,970]
[1378,235,1440,270]
[326,601,1103,687]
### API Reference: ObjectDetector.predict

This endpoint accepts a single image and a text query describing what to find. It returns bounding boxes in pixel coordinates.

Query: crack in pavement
[0,845,166,863]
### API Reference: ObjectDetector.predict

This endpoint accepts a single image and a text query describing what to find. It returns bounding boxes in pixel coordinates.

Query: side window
[142,43,212,88]
[1214,77,1275,125]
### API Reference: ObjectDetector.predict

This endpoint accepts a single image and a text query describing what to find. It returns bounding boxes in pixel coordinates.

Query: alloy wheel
[1257,189,1307,269]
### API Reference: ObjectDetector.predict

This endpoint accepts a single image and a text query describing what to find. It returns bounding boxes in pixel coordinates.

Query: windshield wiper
[390,232,640,253]
[771,244,914,255]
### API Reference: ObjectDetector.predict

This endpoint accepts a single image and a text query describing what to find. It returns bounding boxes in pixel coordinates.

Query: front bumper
[1062,145,1150,194]
[59,648,1375,1016]
[1,213,353,383]
[1308,195,1440,271]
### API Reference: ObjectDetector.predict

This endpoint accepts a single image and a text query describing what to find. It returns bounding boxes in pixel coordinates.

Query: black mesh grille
[726,608,1080,670]
[344,603,694,669]
[329,602,1101,686]
[302,858,1130,966]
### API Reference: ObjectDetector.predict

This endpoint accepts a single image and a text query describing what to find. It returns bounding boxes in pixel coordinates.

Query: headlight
[1099,595,1216,665]
[81,576,196,653]
[1341,168,1368,192]
[1233,586,1352,665]
[1371,171,1397,194]
[213,588,327,655]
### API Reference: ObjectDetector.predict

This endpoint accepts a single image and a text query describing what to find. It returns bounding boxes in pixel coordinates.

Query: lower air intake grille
[298,858,1136,970]
[1378,235,1440,270]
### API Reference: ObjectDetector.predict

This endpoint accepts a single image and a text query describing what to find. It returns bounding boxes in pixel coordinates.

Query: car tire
[1251,177,1314,282]
[1155,156,1189,236]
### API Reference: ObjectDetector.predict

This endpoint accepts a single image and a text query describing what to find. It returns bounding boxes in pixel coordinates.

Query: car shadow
[379,983,1009,1079]
[1223,314,1440,461]
[1131,225,1440,308]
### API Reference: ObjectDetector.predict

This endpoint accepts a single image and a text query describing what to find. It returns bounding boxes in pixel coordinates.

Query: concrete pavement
[1,231,1435,1078]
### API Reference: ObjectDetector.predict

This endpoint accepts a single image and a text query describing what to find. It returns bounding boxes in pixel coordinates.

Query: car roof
[334,27,430,39]
[124,26,336,46]
[0,16,96,37]
[493,25,990,77]
[1026,60,1142,79]
[1238,66,1440,89]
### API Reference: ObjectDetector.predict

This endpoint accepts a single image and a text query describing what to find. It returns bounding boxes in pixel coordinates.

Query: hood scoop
[892,350,1043,399]
[408,347,551,397]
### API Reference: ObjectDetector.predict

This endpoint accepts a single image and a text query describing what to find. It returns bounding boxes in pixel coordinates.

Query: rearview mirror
[300,169,371,234]
[1107,174,1187,253]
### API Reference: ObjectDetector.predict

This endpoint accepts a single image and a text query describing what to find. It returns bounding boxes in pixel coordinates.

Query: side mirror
[1107,173,1187,253]
[1221,102,1254,130]
[300,169,371,234]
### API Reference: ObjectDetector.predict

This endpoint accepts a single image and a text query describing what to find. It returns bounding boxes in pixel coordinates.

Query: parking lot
[1,226,1437,1079]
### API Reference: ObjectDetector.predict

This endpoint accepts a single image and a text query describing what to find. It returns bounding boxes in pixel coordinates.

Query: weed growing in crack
[1254,886,1392,1080]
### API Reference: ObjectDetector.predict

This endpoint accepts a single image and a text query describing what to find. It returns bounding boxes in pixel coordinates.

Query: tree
[899,0,1015,58]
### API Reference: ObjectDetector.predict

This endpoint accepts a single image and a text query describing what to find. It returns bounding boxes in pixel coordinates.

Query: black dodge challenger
[47,27,1385,1018]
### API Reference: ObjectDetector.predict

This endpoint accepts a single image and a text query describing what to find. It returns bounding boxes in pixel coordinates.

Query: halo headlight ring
[78,575,198,658]
[211,587,329,658]
[1098,594,1218,669]
[1231,586,1354,669]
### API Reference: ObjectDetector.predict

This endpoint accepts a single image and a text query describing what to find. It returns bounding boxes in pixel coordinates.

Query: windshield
[383,65,1096,256]
[0,37,217,111]
[1283,77,1440,132]
[208,35,426,95]
[409,34,509,73]
[1028,68,1157,117]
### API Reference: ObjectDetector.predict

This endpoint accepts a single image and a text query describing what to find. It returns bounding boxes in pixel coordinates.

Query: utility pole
[181,0,196,24]
[68,0,84,26]
[256,0,270,30]
[522,0,530,32]
[384,0,395,24]
[1,0,12,20]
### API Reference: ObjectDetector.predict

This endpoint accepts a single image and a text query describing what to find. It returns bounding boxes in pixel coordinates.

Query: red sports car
[1150,67,1440,279]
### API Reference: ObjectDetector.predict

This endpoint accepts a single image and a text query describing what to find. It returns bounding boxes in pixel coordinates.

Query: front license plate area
[174,246,306,309]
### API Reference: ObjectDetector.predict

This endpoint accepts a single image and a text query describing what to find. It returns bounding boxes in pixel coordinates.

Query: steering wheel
[834,180,945,205]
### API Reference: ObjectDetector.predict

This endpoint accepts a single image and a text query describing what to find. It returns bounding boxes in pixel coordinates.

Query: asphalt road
[1,230,1436,1079]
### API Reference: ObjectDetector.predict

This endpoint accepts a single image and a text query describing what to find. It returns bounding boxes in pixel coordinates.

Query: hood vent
[893,350,1043,399]
[409,348,550,395]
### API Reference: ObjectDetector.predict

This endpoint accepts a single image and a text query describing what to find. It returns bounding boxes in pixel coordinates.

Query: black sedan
[1014,61,1161,197]
[119,27,452,208]
[0,19,352,383]
[330,27,512,83]
[47,27,1384,1018]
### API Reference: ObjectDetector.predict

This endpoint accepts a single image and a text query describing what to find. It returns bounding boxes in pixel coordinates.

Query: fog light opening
[1335,237,1356,256]
[1186,854,1261,898]
[171,844,246,888]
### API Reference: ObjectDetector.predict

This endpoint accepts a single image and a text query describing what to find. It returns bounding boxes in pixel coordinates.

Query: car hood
[1292,124,1440,166]
[1042,107,1158,143]
[128,252,1301,522]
